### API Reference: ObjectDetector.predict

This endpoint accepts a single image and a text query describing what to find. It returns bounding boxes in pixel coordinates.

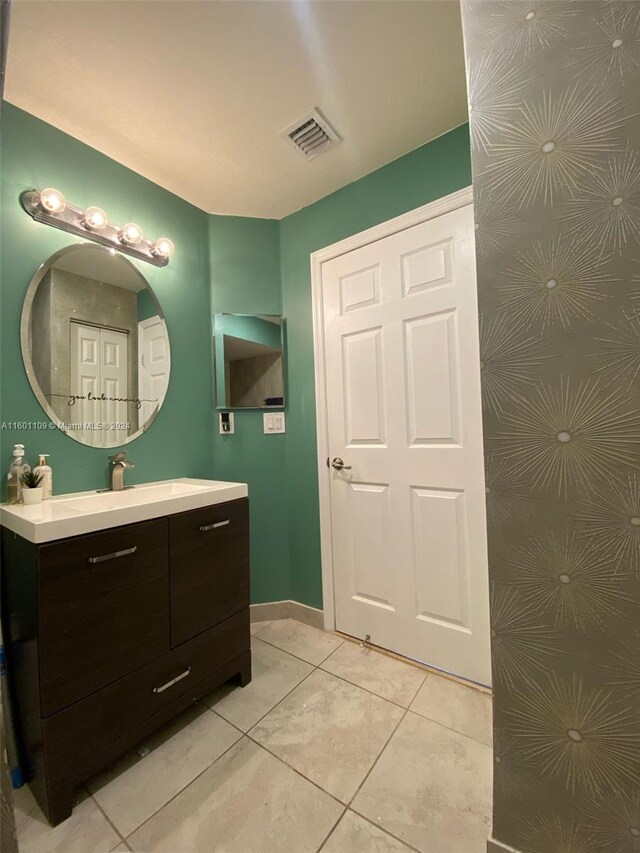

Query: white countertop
[0,478,248,544]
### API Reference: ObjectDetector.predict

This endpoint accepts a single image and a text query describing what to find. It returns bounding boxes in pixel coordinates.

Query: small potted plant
[20,470,44,505]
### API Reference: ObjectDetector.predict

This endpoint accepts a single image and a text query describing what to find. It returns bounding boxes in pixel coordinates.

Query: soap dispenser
[6,444,31,504]
[34,454,53,500]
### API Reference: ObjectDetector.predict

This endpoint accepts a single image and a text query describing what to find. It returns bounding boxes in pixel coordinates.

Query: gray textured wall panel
[460,1,640,851]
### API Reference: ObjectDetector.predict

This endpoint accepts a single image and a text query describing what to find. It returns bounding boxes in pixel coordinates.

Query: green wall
[208,215,290,603]
[279,124,472,607]
[0,103,215,492]
[1,104,471,610]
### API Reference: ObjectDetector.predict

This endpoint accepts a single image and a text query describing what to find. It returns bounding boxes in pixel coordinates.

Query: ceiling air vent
[282,108,340,161]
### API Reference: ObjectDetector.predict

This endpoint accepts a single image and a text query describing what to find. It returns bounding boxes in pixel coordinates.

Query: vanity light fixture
[151,237,175,259]
[39,187,66,214]
[82,206,108,231]
[20,187,175,267]
[119,222,144,245]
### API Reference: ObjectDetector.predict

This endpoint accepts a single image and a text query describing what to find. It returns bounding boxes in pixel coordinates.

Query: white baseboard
[250,600,324,630]
[487,838,521,853]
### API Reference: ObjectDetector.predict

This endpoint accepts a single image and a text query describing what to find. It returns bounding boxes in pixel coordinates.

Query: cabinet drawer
[169,499,249,646]
[39,518,170,717]
[42,608,249,775]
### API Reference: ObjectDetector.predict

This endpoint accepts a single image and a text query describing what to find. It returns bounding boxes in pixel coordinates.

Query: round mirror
[21,244,171,448]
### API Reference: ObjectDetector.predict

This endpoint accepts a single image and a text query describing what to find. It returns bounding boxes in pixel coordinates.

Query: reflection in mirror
[21,244,171,448]
[213,314,284,409]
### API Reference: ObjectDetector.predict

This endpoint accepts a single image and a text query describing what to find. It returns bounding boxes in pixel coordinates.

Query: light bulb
[151,237,175,259]
[119,222,143,245]
[82,206,108,231]
[39,188,66,214]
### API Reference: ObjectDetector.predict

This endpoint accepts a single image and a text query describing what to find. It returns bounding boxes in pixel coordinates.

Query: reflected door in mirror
[70,323,129,446]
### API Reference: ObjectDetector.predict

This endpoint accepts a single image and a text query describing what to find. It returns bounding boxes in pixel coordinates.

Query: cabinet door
[169,499,249,646]
[39,518,169,717]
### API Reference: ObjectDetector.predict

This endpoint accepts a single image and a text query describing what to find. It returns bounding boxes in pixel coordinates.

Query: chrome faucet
[107,451,135,491]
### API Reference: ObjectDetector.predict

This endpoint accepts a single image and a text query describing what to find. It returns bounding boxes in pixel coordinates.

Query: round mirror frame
[20,243,171,448]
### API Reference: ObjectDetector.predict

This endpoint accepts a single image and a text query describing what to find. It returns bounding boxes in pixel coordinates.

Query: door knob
[331,457,352,470]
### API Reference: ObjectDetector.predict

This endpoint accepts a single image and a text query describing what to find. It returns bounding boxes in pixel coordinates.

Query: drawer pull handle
[88,546,137,564]
[199,520,230,532]
[153,667,191,694]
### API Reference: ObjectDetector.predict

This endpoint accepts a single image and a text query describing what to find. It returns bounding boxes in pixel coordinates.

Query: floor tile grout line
[123,731,351,847]
[207,658,320,734]
[209,655,408,810]
[319,661,428,710]
[348,808,425,853]
[341,706,435,853]
[89,704,241,836]
[206,664,353,808]
[209,701,349,810]
[314,805,348,853]
[213,647,413,814]
[254,632,425,712]
[210,634,489,820]
[89,790,129,847]
[208,667,381,812]
[251,631,345,668]
[242,730,349,809]
[346,706,408,810]
[257,621,491,709]
[405,707,493,749]
[117,726,244,844]
[256,625,489,717]
[339,707,429,853]
[259,619,492,701]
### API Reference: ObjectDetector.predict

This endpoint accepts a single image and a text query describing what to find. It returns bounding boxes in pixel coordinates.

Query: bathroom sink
[59,481,210,513]
[0,478,248,544]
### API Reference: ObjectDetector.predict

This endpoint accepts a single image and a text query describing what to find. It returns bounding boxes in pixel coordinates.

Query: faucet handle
[108,451,128,464]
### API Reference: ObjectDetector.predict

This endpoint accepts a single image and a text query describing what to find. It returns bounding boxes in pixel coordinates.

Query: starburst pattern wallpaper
[460,2,640,851]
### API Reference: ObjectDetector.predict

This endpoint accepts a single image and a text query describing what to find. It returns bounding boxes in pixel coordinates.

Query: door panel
[340,265,381,313]
[322,203,491,685]
[404,311,460,446]
[410,487,469,629]
[401,237,453,295]
[348,482,394,610]
[342,328,387,445]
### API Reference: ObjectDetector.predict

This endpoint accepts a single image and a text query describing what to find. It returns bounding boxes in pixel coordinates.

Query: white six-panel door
[70,322,128,446]
[320,202,491,685]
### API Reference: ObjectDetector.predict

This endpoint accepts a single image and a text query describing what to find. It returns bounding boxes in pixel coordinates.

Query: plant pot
[22,487,44,505]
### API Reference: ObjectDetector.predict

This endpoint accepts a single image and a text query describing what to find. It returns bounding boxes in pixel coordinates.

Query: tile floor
[13,618,493,853]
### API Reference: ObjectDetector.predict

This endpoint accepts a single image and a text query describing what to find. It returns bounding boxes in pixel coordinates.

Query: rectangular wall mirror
[213,314,285,409]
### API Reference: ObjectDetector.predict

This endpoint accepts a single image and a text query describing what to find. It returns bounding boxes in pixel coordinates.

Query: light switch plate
[263,412,285,434]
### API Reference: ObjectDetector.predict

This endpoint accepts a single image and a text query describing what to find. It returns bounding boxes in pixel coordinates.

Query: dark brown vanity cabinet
[0,498,251,826]
[170,500,250,645]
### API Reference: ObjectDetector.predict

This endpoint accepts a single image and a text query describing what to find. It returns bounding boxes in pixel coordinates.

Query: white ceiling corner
[5,0,468,219]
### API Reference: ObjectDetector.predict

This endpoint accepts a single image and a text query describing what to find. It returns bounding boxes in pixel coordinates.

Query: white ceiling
[5,1,468,219]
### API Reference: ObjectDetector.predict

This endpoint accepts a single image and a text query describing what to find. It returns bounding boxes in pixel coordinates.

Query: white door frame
[310,185,476,632]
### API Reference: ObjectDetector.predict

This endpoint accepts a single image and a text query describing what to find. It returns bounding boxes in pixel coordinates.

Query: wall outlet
[219,412,234,434]
[263,412,285,434]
